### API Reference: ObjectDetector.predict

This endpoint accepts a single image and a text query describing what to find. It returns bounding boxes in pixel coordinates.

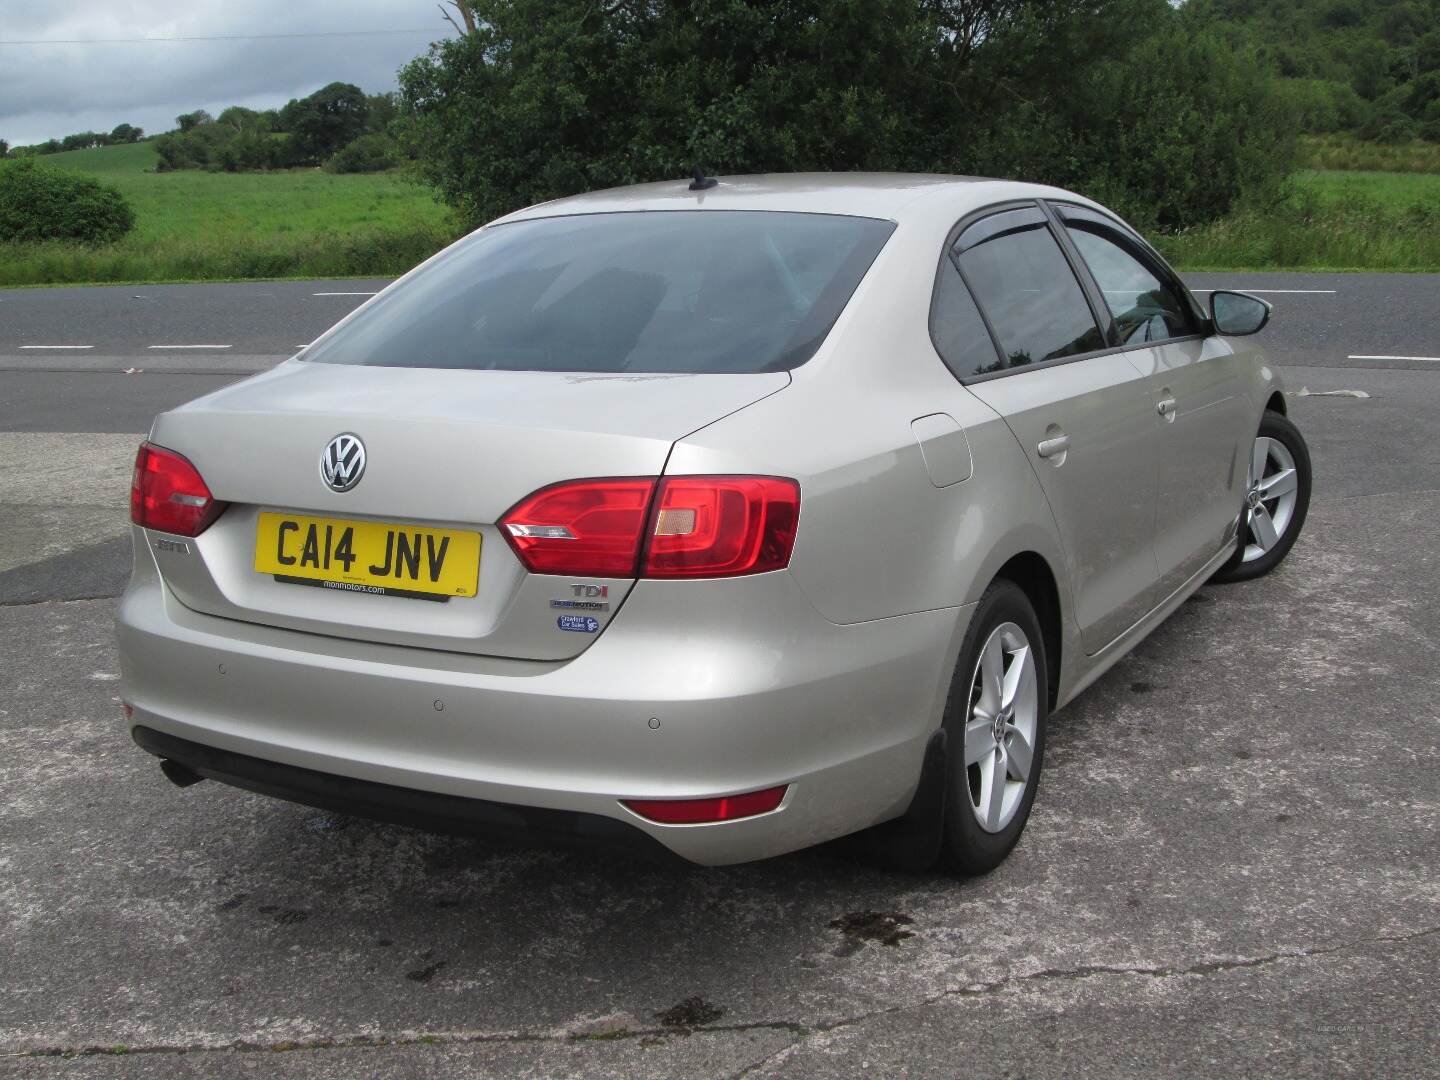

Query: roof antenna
[689,166,718,192]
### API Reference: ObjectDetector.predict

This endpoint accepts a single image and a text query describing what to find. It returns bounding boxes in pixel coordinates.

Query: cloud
[0,1,450,145]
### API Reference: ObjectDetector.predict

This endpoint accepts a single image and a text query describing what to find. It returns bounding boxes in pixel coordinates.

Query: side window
[956,209,1106,369]
[1060,208,1197,346]
[931,260,1003,378]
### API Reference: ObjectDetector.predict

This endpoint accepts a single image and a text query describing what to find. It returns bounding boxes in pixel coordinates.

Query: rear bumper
[117,536,968,865]
[132,725,681,862]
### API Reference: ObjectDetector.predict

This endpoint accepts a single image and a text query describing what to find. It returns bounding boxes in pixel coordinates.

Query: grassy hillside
[1,142,457,286]
[43,141,162,174]
[1157,169,1440,272]
[1302,135,1440,174]
[4,142,1438,282]
[1299,168,1440,206]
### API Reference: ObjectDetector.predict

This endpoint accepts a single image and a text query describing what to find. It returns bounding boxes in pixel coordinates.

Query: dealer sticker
[557,615,601,633]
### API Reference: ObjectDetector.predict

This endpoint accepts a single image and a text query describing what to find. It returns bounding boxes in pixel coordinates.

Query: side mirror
[1209,290,1272,336]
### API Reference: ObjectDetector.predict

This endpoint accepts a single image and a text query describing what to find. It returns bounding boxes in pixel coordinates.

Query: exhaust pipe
[159,759,205,788]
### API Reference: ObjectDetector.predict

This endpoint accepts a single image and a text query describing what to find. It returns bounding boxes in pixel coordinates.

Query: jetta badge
[320,433,366,492]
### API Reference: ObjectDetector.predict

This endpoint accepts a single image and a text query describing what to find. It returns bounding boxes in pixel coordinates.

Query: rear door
[944,205,1163,655]
[1053,203,1254,597]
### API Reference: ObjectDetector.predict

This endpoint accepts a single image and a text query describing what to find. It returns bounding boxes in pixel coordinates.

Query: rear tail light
[622,785,789,824]
[644,476,799,578]
[500,476,800,579]
[501,478,656,578]
[130,442,226,537]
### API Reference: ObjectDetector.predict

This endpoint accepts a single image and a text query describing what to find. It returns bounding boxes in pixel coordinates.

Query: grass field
[1156,169,1440,272]
[1300,133,1440,174]
[3,143,1438,283]
[0,142,457,287]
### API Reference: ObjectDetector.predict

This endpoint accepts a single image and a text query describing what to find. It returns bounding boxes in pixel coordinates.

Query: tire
[1212,411,1311,584]
[940,579,1048,875]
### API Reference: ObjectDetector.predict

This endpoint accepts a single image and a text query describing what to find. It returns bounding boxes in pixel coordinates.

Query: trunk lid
[147,360,787,659]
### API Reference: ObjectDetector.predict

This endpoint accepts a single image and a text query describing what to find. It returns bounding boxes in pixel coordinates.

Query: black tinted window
[303,211,894,374]
[957,211,1105,368]
[1062,210,1196,345]
[931,260,1002,378]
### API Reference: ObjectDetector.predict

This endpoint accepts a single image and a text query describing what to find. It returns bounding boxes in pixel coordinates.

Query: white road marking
[146,344,232,350]
[19,344,94,349]
[1295,387,1370,398]
[1347,354,1440,362]
[313,291,378,296]
[1189,289,1337,294]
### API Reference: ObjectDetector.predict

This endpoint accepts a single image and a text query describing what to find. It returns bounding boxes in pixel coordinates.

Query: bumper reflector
[622,785,788,825]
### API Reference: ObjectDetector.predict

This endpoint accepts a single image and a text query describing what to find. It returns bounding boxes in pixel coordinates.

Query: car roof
[492,173,1086,226]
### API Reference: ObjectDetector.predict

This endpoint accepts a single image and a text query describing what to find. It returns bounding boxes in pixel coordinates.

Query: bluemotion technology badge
[551,582,610,611]
[321,433,366,493]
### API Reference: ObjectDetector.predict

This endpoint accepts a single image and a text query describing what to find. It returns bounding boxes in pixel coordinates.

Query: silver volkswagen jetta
[118,174,1311,871]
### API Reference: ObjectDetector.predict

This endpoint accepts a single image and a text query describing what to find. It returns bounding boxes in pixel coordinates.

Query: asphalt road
[0,278,392,359]
[1,273,1438,1077]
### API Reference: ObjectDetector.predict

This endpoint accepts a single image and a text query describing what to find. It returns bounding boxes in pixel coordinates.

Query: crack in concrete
[1329,486,1440,502]
[11,926,1436,1066]
[13,1021,806,1063]
[726,924,1440,1079]
[940,923,1440,996]
[0,593,120,608]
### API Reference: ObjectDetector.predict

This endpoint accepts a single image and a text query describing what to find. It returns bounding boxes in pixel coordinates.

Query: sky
[0,2,457,146]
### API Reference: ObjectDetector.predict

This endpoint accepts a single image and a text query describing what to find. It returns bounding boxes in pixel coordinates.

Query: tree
[0,159,136,243]
[930,1,1026,63]
[400,0,946,226]
[109,123,143,143]
[175,110,213,132]
[154,121,233,170]
[217,106,262,132]
[438,0,478,36]
[281,82,369,163]
[326,132,401,173]
[60,131,107,151]
[0,139,8,158]
[1184,0,1440,130]
[399,0,1291,231]
[365,92,399,134]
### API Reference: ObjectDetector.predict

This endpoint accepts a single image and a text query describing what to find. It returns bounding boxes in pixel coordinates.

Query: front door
[1053,204,1253,597]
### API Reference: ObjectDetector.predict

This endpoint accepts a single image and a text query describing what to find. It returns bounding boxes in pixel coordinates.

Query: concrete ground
[1,273,1437,1077]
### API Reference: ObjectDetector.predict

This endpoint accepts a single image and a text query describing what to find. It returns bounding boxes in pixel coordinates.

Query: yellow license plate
[254,512,481,600]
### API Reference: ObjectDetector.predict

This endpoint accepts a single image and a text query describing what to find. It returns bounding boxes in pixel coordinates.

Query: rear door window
[1059,206,1198,345]
[931,260,1003,379]
[955,208,1105,369]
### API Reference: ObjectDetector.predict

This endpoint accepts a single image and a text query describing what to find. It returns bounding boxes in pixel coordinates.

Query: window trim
[927,198,1212,387]
[953,205,1051,254]
[1037,199,1121,348]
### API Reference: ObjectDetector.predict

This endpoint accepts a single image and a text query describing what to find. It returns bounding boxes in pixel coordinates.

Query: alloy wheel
[1241,436,1300,563]
[963,622,1040,834]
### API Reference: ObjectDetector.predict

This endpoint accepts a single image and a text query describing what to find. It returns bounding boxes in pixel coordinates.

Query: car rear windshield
[302,210,895,374]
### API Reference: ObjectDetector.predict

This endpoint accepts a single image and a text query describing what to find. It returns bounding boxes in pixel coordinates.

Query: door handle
[1037,434,1070,459]
[1156,397,1177,417]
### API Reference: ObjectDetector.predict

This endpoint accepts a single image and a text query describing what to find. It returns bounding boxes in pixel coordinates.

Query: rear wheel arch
[992,552,1062,710]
